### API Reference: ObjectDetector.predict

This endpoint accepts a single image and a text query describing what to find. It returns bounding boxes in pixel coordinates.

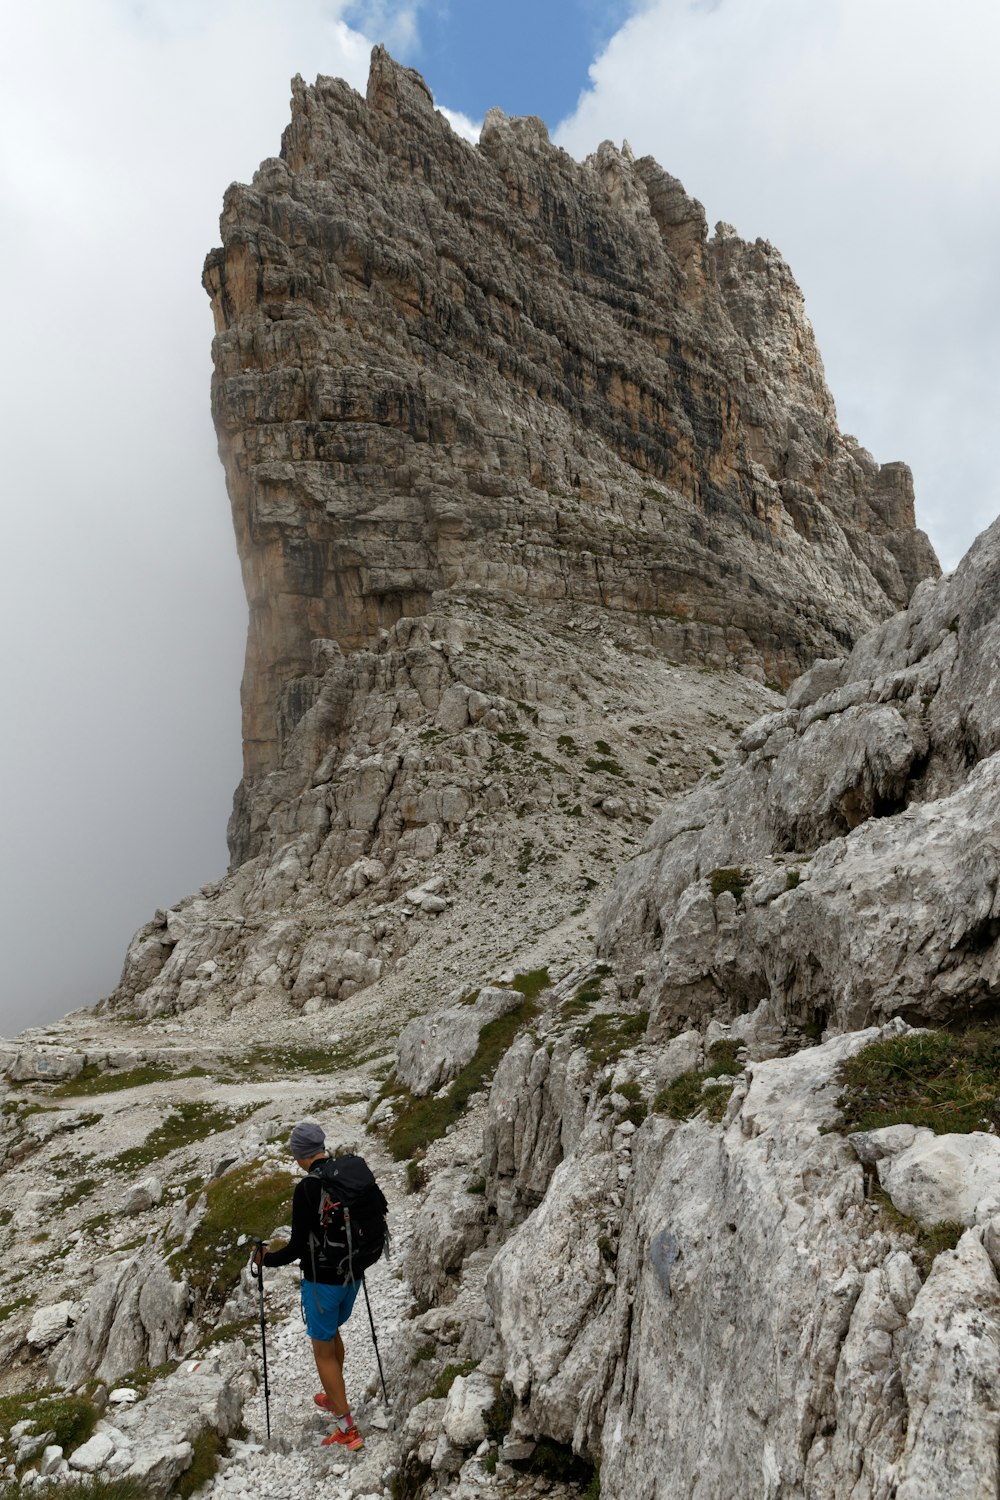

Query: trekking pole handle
[249,1237,265,1279]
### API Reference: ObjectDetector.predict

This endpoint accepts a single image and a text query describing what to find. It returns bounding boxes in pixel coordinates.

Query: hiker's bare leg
[312,1336,348,1417]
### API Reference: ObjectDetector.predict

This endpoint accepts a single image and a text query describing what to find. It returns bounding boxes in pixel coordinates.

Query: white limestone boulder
[123,1175,164,1214]
[442,1370,500,1450]
[857,1126,1000,1227]
[39,1446,64,1477]
[54,1248,189,1388]
[396,986,527,1097]
[7,1048,85,1083]
[69,1431,116,1472]
[487,1023,1000,1498]
[112,1352,246,1498]
[402,1397,448,1469]
[482,1031,591,1227]
[895,1231,1000,1498]
[27,1301,74,1350]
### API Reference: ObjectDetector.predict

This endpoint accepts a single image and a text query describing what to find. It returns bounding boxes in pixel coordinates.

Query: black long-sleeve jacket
[261,1173,339,1284]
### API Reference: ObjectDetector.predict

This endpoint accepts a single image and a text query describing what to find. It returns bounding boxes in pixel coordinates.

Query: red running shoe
[321,1423,363,1450]
[314,1392,332,1410]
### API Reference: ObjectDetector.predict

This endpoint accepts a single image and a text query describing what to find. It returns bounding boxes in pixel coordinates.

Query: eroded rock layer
[203,47,937,825]
[600,512,1000,1036]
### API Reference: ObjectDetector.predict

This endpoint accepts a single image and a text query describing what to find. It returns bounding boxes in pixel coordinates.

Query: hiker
[253,1120,367,1451]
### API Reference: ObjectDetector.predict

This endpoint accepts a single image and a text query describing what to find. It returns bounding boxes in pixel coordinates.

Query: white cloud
[436,103,482,143]
[0,0,379,1035]
[556,0,1000,569]
[346,1,422,55]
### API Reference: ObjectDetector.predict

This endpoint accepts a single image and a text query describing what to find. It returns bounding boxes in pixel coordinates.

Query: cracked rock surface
[601,511,1000,1036]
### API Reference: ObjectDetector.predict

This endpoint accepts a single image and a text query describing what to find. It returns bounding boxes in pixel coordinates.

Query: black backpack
[307,1154,389,1284]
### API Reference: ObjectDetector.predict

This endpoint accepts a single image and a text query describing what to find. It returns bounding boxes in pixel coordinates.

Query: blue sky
[345,0,635,123]
[1,0,998,1036]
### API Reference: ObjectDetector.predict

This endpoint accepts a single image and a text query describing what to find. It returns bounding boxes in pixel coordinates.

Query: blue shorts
[301,1280,360,1342]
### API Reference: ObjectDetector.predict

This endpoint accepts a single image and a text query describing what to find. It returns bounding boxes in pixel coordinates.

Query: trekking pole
[361,1273,389,1406]
[249,1241,271,1440]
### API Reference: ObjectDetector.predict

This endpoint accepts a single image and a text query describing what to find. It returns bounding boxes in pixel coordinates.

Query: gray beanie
[288,1120,325,1159]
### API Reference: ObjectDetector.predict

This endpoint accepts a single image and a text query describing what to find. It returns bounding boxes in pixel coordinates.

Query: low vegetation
[110,1101,258,1172]
[870,1185,964,1275]
[482,1384,514,1444]
[50,1063,207,1099]
[421,1360,478,1402]
[708,867,750,901]
[576,1010,649,1073]
[836,1025,1000,1135]
[380,972,549,1161]
[521,1437,596,1490]
[615,1080,647,1127]
[170,1162,293,1308]
[654,1040,742,1123]
[241,1041,374,1077]
[0,1391,99,1470]
[405,1158,427,1194]
[0,1483,150,1500]
[559,982,603,1023]
[0,1295,31,1324]
[175,1428,226,1499]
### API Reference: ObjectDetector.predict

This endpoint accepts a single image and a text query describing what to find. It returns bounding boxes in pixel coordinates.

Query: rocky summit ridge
[2,45,998,1500]
[203,45,936,829]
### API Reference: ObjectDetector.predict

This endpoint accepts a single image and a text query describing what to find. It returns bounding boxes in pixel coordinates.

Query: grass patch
[0,1391,98,1464]
[0,1483,151,1500]
[837,1026,1000,1135]
[584,757,624,777]
[508,968,551,1003]
[870,1185,964,1274]
[109,1101,257,1172]
[654,1040,742,1122]
[241,1040,373,1077]
[0,1296,31,1324]
[170,1163,293,1309]
[50,1063,207,1098]
[422,1360,478,1402]
[785,869,801,891]
[482,1384,514,1444]
[405,1159,427,1195]
[195,1316,257,1351]
[615,1080,648,1127]
[560,983,603,1022]
[708,867,750,901]
[175,1427,225,1499]
[575,1010,649,1073]
[382,998,542,1161]
[58,1177,99,1212]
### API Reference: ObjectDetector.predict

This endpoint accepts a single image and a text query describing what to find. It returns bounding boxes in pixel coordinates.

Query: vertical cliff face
[203,48,937,841]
